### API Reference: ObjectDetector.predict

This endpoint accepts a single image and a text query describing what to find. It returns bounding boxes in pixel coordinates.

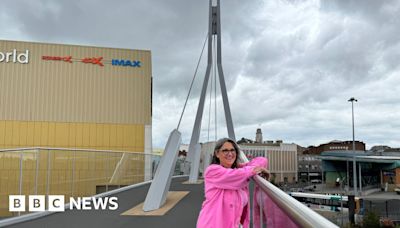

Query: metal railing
[253,175,339,228]
[0,147,162,218]
[233,151,339,228]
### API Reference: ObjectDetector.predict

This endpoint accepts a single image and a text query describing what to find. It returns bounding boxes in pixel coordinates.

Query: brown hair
[210,138,240,168]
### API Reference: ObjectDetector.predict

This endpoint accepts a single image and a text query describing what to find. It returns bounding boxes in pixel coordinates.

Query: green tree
[362,211,380,228]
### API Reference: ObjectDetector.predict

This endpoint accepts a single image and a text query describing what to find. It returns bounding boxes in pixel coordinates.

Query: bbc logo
[9,195,119,212]
[9,195,65,212]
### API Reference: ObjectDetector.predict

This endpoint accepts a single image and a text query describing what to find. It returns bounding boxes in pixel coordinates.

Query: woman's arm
[240,157,268,168]
[205,165,258,190]
[241,157,270,180]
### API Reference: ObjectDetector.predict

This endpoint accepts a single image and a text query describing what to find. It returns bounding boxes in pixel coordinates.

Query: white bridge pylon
[143,0,236,211]
[187,0,236,183]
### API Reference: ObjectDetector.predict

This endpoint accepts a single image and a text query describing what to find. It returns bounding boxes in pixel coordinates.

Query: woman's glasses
[220,148,236,155]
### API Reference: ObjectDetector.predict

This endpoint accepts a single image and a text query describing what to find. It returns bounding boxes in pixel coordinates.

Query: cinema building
[0,40,152,216]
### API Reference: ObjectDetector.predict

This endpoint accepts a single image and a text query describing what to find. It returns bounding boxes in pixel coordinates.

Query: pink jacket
[196,157,267,228]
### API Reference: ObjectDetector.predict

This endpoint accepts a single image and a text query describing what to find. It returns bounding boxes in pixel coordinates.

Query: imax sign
[0,49,29,64]
[112,59,141,67]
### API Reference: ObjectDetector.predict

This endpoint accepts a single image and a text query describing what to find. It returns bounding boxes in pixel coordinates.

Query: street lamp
[307,157,310,185]
[348,97,358,196]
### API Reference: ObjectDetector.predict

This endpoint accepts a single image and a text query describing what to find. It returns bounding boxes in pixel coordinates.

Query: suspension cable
[207,53,213,142]
[214,36,218,141]
[176,33,208,130]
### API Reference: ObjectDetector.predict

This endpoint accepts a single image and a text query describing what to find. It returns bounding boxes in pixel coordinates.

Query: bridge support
[143,129,181,211]
[188,144,201,183]
[187,0,236,182]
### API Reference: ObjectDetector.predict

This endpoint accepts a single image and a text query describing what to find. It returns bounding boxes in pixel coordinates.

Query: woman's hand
[253,167,270,180]
[259,168,270,180]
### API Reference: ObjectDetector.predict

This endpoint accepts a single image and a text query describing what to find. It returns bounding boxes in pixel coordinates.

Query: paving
[361,191,400,200]
[6,177,204,228]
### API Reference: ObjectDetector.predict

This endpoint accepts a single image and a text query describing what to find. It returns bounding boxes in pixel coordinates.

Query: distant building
[318,142,400,190]
[369,145,400,156]
[200,141,216,177]
[237,137,254,144]
[321,151,400,191]
[255,128,263,143]
[298,155,322,183]
[177,144,190,174]
[383,147,400,156]
[369,145,391,155]
[303,140,366,155]
[299,140,366,185]
[179,144,189,154]
[238,129,298,184]
[302,140,365,188]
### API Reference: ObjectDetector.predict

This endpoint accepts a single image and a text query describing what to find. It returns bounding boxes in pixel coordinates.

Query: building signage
[81,57,103,66]
[0,49,29,64]
[112,59,141,67]
[42,55,104,66]
[383,171,395,176]
[41,55,142,68]
[42,56,72,63]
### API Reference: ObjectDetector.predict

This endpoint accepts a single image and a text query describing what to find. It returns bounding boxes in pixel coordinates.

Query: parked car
[395,187,400,195]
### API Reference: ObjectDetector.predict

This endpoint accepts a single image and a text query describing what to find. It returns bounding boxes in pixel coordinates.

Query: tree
[362,211,380,228]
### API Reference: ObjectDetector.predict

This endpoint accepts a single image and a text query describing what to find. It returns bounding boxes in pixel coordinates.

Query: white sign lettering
[0,49,29,64]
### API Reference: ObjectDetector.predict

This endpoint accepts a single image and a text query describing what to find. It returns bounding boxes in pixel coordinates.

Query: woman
[196,138,269,228]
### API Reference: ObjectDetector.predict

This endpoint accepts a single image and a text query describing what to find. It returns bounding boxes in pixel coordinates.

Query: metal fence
[363,199,400,222]
[0,147,161,218]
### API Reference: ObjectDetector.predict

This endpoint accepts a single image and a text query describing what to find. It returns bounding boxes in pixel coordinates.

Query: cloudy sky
[1,0,399,150]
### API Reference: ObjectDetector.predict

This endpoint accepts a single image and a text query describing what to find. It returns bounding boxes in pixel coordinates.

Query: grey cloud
[1,0,399,148]
[321,0,400,26]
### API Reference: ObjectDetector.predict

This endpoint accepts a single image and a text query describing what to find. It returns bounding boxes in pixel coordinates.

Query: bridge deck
[7,177,204,228]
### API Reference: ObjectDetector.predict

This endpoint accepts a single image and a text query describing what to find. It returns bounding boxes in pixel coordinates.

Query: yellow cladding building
[0,40,152,151]
[0,40,152,216]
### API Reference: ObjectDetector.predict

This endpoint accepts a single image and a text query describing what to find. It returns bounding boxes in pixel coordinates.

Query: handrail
[253,175,339,228]
[237,151,338,227]
[0,147,149,155]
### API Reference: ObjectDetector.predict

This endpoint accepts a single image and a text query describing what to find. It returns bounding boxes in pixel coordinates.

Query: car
[395,187,400,195]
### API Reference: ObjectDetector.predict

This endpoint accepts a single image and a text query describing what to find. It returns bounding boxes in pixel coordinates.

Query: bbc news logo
[9,195,118,212]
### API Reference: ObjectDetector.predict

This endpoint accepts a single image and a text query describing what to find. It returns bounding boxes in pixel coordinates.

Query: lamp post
[307,157,310,185]
[348,97,358,196]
